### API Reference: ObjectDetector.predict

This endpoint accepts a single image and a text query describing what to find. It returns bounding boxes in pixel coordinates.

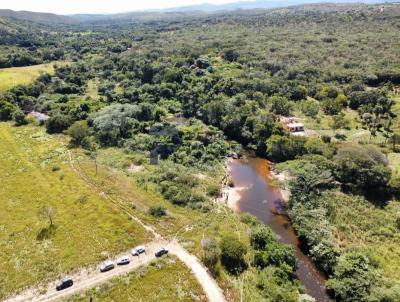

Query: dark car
[56,277,73,291]
[155,248,169,257]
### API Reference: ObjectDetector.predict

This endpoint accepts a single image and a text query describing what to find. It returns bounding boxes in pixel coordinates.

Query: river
[228,153,333,302]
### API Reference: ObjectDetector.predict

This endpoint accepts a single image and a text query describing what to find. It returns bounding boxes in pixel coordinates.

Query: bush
[202,238,221,277]
[300,99,319,117]
[326,252,373,302]
[223,49,239,62]
[46,114,72,134]
[148,205,166,217]
[269,95,292,116]
[12,109,27,126]
[334,143,391,193]
[220,234,247,274]
[250,225,276,250]
[67,121,90,147]
[0,100,16,121]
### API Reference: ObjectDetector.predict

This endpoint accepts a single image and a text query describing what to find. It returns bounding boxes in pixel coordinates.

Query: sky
[0,0,241,14]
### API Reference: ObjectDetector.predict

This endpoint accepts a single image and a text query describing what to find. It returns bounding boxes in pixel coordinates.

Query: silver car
[131,245,146,256]
[100,260,114,272]
[117,255,130,265]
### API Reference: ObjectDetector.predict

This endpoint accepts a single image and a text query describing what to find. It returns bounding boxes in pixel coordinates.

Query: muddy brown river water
[228,154,333,302]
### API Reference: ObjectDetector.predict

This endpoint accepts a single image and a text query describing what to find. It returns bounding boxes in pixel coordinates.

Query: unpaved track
[3,150,226,302]
[4,239,225,302]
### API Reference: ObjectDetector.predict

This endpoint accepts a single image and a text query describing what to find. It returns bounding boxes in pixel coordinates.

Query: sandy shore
[217,157,291,210]
[216,158,242,211]
[270,168,291,202]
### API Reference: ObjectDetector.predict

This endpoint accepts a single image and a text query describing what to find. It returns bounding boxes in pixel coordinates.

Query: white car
[117,255,130,265]
[131,245,146,256]
[100,260,115,272]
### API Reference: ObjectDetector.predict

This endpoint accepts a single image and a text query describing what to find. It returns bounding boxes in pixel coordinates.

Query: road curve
[4,240,226,302]
[4,150,226,302]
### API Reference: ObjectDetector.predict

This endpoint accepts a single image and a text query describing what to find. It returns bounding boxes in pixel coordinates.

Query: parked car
[56,277,73,291]
[155,248,168,257]
[131,245,146,256]
[117,255,130,265]
[100,260,115,272]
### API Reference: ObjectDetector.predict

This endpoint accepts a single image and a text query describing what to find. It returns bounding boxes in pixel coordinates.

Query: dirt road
[4,240,226,302]
[4,150,226,302]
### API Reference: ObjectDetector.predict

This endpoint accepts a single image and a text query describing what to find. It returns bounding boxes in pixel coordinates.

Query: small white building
[29,111,50,124]
[287,122,304,133]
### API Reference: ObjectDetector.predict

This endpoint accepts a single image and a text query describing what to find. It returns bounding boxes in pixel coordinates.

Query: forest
[1,2,400,302]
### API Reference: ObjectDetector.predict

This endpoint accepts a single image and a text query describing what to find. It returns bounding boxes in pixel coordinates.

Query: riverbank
[217,157,254,212]
[222,153,332,302]
[218,156,291,211]
[269,164,292,203]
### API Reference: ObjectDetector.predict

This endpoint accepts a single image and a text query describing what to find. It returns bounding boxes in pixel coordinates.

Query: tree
[38,206,56,226]
[90,150,98,175]
[67,121,90,147]
[289,165,334,206]
[202,238,220,277]
[291,85,308,101]
[382,117,393,144]
[269,96,292,116]
[220,234,247,274]
[250,225,276,250]
[300,99,319,118]
[0,100,16,121]
[334,143,391,193]
[223,49,239,62]
[326,252,374,302]
[12,108,27,126]
[322,98,342,115]
[389,133,400,152]
[361,112,381,141]
[46,114,72,134]
[330,113,349,133]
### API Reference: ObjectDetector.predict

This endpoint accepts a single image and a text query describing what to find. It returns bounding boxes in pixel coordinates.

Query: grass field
[326,191,400,283]
[67,256,206,302]
[85,78,100,100]
[0,123,151,299]
[0,62,62,92]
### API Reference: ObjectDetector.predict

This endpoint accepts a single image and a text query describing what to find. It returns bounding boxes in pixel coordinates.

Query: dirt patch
[127,163,144,173]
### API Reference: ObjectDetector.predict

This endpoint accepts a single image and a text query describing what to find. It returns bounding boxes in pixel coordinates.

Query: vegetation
[1,2,400,301]
[0,63,58,92]
[0,123,151,299]
[68,257,206,302]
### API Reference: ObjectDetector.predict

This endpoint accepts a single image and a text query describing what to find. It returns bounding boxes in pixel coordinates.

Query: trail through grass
[0,123,151,299]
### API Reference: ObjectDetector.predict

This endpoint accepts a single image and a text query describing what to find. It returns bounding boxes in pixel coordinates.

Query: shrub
[334,143,391,193]
[0,100,16,121]
[148,205,166,217]
[220,234,247,274]
[250,225,276,250]
[223,49,239,62]
[202,238,221,277]
[326,252,374,302]
[46,114,72,134]
[12,109,27,126]
[67,121,90,147]
[269,95,292,116]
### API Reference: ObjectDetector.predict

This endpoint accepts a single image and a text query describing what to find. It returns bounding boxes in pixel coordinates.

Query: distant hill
[0,1,392,24]
[69,0,390,22]
[155,0,387,12]
[0,1,392,25]
[0,9,76,24]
